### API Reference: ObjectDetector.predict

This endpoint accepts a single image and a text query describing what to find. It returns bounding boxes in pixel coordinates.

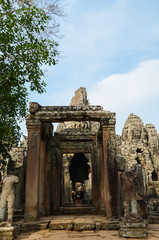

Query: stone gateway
[25,87,117,221]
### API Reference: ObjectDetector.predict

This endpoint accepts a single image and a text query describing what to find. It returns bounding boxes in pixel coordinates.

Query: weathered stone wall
[116,113,159,195]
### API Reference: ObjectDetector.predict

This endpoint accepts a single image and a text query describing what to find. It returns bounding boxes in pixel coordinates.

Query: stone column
[100,143,104,209]
[117,171,121,217]
[40,123,53,216]
[107,119,117,216]
[101,123,112,218]
[92,135,99,209]
[25,118,42,221]
[45,146,51,215]
[39,139,46,216]
[63,155,71,204]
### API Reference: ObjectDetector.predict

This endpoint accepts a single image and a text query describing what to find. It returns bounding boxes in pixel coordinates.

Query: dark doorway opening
[69,153,90,204]
[152,170,158,181]
[62,153,92,205]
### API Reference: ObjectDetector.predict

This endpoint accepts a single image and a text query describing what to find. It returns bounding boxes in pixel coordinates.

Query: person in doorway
[70,189,76,203]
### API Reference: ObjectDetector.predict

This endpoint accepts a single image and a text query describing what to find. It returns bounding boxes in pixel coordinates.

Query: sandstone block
[0,226,15,240]
[73,218,95,231]
[100,220,120,230]
[49,219,73,230]
[119,222,148,238]
[20,222,48,232]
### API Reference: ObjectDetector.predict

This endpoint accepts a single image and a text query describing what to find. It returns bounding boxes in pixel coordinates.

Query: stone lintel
[60,142,93,153]
[27,103,116,123]
[101,118,116,127]
[54,131,96,137]
[41,105,103,112]
[34,111,116,123]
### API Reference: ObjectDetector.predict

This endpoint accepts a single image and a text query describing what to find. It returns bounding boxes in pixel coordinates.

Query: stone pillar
[92,136,99,209]
[100,143,104,209]
[101,123,112,218]
[25,118,42,221]
[45,146,51,215]
[63,155,71,204]
[39,139,46,216]
[41,123,53,216]
[117,172,121,217]
[85,172,92,202]
[108,119,117,216]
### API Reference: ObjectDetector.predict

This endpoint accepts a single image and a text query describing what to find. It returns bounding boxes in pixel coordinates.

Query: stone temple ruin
[1,87,159,238]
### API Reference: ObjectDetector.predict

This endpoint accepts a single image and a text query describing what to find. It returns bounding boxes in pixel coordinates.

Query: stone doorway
[25,88,117,221]
[62,153,92,206]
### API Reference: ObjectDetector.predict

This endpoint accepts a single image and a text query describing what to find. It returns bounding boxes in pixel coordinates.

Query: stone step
[59,206,94,214]
[15,215,120,234]
[13,209,24,221]
[49,216,120,231]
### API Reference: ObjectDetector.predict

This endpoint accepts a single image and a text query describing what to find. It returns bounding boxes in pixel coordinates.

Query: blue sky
[24,0,159,135]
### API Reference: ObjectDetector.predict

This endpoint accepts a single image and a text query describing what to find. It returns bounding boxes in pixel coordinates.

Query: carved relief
[31,132,38,150]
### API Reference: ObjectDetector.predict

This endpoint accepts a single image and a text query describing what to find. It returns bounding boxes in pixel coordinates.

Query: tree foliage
[0,0,62,160]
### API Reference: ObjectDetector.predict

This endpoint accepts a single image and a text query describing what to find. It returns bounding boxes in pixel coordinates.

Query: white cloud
[88,59,159,111]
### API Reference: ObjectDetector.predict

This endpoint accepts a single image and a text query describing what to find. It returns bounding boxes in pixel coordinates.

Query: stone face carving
[1,175,19,223]
[117,113,159,196]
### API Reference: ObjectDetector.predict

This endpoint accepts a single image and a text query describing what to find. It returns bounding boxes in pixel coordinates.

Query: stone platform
[49,215,119,231]
[15,224,159,240]
[15,215,120,234]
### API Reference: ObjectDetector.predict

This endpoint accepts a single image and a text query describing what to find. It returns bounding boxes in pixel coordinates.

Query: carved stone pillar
[107,119,117,216]
[101,123,112,218]
[117,171,121,217]
[25,118,42,221]
[40,123,53,216]
[39,139,46,216]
